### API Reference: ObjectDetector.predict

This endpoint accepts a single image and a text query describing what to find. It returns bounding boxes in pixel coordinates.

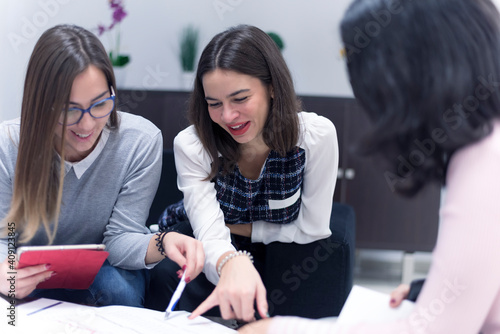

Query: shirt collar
[63,127,110,179]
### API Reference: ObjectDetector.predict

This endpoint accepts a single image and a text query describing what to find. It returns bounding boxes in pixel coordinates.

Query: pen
[164,270,187,319]
[26,301,63,316]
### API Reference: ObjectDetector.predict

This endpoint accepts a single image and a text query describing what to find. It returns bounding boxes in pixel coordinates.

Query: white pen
[164,270,187,319]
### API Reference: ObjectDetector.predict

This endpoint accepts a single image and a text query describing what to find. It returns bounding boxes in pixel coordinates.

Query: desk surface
[1,297,237,333]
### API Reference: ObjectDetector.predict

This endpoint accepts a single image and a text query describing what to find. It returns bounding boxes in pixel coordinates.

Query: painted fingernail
[182,265,187,271]
[45,264,51,270]
[185,276,191,283]
[51,272,57,277]
[390,298,395,304]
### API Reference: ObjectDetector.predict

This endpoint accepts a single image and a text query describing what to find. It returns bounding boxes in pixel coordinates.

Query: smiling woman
[0,24,205,308]
[203,68,273,158]
[149,24,339,322]
[54,66,114,162]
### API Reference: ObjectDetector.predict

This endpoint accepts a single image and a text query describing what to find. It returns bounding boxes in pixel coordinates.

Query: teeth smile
[230,123,246,130]
[75,132,91,138]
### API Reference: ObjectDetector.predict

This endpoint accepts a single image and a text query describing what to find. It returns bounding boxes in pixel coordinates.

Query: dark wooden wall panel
[118,90,191,148]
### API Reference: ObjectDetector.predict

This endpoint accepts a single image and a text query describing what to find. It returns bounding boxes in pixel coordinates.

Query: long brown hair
[189,25,302,179]
[5,24,118,243]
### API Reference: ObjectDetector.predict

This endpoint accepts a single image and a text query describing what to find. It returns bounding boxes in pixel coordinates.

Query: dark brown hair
[341,0,500,195]
[188,24,302,179]
[5,24,118,243]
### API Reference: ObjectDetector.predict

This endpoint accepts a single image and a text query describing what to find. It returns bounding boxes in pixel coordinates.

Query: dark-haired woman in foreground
[239,0,500,332]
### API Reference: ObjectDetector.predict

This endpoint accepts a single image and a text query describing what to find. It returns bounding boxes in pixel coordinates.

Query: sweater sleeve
[102,129,163,270]
[173,127,235,285]
[0,121,18,262]
[399,124,500,333]
[267,123,500,333]
[252,112,338,244]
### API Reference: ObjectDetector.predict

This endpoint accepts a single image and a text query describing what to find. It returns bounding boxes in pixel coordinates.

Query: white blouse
[173,111,339,284]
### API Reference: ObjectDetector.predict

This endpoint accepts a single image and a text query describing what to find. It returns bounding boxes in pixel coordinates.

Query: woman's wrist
[217,250,254,276]
[155,231,173,257]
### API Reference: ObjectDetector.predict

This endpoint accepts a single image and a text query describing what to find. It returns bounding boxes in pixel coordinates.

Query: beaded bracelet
[217,250,254,277]
[155,232,168,257]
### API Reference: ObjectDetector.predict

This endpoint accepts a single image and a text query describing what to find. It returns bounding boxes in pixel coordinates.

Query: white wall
[0,0,354,122]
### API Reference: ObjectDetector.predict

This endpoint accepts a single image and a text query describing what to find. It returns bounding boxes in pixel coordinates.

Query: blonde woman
[0,24,204,306]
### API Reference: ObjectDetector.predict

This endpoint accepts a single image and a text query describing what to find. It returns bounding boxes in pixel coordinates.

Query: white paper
[0,296,10,307]
[5,298,237,334]
[337,285,415,325]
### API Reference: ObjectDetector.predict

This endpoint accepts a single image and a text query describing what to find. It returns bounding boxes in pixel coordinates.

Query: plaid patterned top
[159,147,305,229]
[215,147,305,225]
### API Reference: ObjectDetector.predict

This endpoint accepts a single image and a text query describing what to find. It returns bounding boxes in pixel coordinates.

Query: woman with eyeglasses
[0,24,204,306]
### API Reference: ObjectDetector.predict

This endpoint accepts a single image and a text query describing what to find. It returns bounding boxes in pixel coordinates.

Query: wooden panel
[300,95,347,203]
[341,101,440,251]
[117,89,191,148]
[293,97,440,251]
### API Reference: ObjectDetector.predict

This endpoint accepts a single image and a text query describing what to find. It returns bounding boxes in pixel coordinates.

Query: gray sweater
[0,112,163,270]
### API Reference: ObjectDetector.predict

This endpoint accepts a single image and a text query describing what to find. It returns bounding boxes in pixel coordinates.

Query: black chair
[146,149,183,228]
[264,202,356,318]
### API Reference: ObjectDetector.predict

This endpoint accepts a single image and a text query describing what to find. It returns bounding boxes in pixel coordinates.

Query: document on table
[337,285,415,325]
[4,297,237,333]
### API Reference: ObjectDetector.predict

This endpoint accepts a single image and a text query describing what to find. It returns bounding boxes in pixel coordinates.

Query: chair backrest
[264,201,356,318]
[146,149,183,226]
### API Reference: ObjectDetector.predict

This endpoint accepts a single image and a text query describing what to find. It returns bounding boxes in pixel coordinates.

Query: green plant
[109,52,129,67]
[267,32,285,51]
[179,25,199,72]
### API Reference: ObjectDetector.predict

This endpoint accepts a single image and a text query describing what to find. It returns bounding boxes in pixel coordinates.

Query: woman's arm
[174,128,267,321]
[0,120,19,262]
[102,123,164,270]
[145,231,205,281]
[173,127,236,284]
[394,131,500,333]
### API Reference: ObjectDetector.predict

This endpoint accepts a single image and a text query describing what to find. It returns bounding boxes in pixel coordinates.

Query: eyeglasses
[59,88,116,126]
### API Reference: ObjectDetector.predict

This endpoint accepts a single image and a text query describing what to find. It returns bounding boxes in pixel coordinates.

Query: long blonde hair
[4,24,118,243]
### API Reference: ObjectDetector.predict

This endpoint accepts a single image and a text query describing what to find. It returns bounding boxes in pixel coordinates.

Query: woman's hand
[0,258,53,299]
[238,318,273,333]
[389,283,410,308]
[189,253,268,322]
[162,232,205,282]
